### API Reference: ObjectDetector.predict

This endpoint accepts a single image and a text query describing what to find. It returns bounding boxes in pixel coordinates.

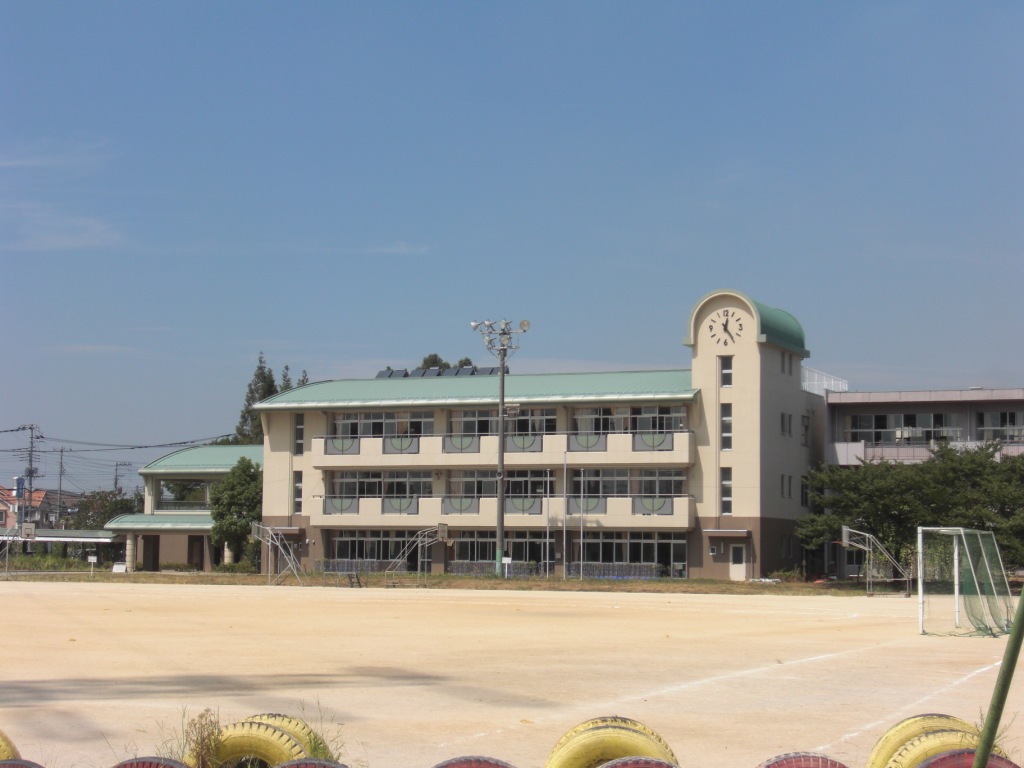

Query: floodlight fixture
[470,316,531,576]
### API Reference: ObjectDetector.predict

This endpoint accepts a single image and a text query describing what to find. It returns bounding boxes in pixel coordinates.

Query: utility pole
[23,425,39,523]
[114,461,133,493]
[56,447,64,526]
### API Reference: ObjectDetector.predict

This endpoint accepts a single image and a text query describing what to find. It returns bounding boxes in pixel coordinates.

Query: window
[449,470,497,498]
[450,410,497,436]
[452,529,496,563]
[800,477,809,507]
[383,471,432,498]
[721,467,732,515]
[293,414,304,455]
[573,407,628,434]
[635,468,685,497]
[630,405,687,432]
[780,474,786,497]
[334,411,435,437]
[801,414,811,447]
[292,471,302,515]
[720,403,733,450]
[720,356,733,387]
[788,475,793,499]
[571,468,630,497]
[508,408,557,435]
[506,470,553,497]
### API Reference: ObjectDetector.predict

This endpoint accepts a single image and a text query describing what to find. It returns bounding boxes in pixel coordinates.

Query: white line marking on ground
[812,661,1002,752]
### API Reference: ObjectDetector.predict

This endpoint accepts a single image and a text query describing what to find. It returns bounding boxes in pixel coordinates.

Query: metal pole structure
[471,319,529,576]
[496,343,507,576]
[973,588,1024,768]
[562,453,568,581]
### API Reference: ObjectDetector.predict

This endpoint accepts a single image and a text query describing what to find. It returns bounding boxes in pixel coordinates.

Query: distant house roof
[255,369,696,411]
[138,445,263,477]
[106,513,214,533]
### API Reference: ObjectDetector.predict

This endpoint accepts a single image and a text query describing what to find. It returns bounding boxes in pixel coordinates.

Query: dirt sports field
[1,581,1022,768]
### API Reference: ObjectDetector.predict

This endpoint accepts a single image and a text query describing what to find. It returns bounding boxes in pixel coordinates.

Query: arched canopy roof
[684,289,809,357]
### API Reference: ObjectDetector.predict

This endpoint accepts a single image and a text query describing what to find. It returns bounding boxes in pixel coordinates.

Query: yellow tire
[244,714,327,757]
[885,730,995,768]
[185,720,308,767]
[866,715,976,768]
[0,726,20,759]
[545,716,678,768]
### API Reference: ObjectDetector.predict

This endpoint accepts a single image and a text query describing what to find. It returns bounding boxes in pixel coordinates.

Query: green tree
[420,353,450,370]
[296,369,309,387]
[419,354,473,370]
[68,488,139,530]
[280,365,293,392]
[210,457,263,563]
[798,444,1024,566]
[235,352,278,444]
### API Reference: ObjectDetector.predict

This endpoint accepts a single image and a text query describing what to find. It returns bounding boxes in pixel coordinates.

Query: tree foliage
[420,353,473,370]
[798,444,1024,565]
[210,457,263,562]
[235,352,277,444]
[68,488,140,530]
[233,354,310,444]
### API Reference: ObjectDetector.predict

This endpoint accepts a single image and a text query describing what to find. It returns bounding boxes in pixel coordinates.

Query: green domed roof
[686,290,809,357]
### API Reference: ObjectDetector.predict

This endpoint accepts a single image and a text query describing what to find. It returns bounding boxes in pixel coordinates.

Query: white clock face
[706,308,745,347]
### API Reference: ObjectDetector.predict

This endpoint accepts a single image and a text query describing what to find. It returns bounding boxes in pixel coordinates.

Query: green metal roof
[685,290,809,356]
[105,513,214,532]
[748,298,808,356]
[255,369,696,410]
[139,445,263,476]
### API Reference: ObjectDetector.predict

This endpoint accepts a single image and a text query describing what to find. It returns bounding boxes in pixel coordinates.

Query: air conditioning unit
[708,545,717,556]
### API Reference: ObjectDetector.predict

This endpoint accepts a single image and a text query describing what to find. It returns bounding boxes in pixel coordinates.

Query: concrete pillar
[125,533,136,573]
[223,542,234,564]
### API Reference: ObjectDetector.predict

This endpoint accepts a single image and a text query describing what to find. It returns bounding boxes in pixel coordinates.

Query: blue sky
[1,2,1021,492]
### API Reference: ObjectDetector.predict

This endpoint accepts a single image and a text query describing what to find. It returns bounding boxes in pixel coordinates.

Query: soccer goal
[841,526,912,596]
[917,527,1015,636]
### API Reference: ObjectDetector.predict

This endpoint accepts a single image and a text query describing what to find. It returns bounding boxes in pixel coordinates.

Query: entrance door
[729,543,746,581]
[188,535,205,571]
[142,536,160,572]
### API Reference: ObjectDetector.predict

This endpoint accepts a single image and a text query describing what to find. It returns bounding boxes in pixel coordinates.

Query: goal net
[917,527,1015,636]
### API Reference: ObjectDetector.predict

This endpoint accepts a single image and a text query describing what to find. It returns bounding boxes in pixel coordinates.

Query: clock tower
[684,290,821,579]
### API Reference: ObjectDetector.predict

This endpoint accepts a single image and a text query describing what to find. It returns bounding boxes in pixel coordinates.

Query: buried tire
[431,758,519,768]
[113,759,193,768]
[244,714,326,757]
[545,716,678,768]
[755,753,851,768]
[599,758,680,768]
[0,761,44,768]
[275,760,351,768]
[917,749,1021,768]
[186,721,308,767]
[0,728,19,760]
[885,730,1005,768]
[865,715,976,768]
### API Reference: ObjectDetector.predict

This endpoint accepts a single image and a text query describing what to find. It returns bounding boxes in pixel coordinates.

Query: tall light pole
[471,318,530,575]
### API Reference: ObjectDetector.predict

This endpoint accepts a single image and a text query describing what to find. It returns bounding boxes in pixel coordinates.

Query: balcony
[312,430,693,469]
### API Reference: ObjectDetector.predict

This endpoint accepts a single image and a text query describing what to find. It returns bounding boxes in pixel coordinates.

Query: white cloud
[0,202,121,252]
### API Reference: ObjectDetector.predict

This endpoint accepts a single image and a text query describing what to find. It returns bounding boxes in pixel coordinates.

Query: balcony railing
[155,500,210,512]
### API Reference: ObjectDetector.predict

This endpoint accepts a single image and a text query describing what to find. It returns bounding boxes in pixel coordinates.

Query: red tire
[599,758,680,768]
[917,750,1021,768]
[275,760,351,768]
[431,759,519,768]
[0,761,44,768]
[113,760,192,768]
[756,754,850,768]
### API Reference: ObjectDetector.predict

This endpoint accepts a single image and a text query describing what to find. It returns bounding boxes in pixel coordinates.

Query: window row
[326,405,687,438]
[327,468,687,499]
